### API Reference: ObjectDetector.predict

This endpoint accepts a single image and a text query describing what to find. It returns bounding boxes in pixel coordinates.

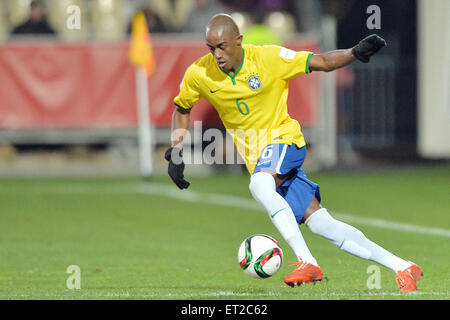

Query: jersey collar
[219,48,245,85]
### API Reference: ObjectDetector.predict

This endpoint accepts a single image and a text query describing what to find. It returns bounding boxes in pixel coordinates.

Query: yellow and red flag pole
[129,11,156,179]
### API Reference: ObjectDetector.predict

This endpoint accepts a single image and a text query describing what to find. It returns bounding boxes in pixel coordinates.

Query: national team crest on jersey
[247,74,262,91]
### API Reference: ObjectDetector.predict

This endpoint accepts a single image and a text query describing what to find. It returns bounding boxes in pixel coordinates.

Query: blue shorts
[253,144,321,224]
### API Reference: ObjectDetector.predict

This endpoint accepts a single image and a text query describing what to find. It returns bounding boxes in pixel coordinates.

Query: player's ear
[236,35,243,47]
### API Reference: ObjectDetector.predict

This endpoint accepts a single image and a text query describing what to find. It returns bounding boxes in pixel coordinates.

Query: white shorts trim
[275,144,288,174]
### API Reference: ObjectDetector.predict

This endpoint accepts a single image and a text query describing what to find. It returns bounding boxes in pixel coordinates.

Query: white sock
[305,208,411,272]
[249,172,318,266]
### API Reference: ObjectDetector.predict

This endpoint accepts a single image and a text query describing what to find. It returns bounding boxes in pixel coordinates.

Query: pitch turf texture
[0,165,449,300]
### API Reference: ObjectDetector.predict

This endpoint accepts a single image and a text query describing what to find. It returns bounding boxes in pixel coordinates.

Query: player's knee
[305,208,335,231]
[305,208,344,245]
[249,171,276,199]
[305,208,372,259]
[305,208,333,231]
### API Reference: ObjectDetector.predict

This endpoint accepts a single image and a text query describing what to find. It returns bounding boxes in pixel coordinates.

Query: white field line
[0,290,448,299]
[3,182,450,238]
[129,182,450,238]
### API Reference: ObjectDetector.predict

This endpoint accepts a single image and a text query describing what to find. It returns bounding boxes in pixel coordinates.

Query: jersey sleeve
[260,45,314,80]
[173,65,201,111]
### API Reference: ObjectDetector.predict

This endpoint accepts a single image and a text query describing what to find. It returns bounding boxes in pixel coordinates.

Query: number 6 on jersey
[236,99,249,115]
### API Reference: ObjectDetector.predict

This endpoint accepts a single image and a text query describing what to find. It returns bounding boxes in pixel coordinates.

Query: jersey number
[236,99,250,115]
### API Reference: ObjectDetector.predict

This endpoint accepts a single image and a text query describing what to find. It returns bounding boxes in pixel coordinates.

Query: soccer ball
[238,234,283,278]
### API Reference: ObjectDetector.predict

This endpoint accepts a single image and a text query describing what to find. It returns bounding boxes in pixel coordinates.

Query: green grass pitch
[0,165,449,300]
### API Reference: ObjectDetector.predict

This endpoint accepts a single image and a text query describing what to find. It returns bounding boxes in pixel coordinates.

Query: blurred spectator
[220,0,304,33]
[221,0,289,12]
[254,0,289,11]
[183,0,230,34]
[291,0,322,33]
[11,0,56,36]
[128,1,168,34]
[243,10,283,46]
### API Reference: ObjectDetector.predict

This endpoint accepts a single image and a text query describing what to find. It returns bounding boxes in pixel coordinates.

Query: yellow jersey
[174,44,314,174]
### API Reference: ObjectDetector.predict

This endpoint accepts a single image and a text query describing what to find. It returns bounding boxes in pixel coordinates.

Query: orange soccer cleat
[395,261,423,292]
[284,258,324,287]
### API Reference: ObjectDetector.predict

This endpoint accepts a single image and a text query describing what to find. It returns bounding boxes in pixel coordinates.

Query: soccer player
[165,14,422,292]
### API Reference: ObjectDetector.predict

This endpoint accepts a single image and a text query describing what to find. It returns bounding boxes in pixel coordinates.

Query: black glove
[352,34,387,63]
[164,147,190,190]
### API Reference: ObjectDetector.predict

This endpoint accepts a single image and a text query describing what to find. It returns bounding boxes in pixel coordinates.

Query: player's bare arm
[171,107,190,149]
[309,34,386,72]
[165,107,191,190]
[309,49,356,72]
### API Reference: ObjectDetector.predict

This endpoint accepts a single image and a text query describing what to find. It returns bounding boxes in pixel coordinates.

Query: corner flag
[129,11,155,179]
[129,11,155,76]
